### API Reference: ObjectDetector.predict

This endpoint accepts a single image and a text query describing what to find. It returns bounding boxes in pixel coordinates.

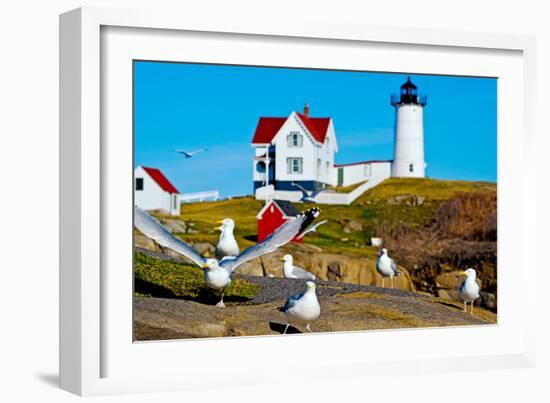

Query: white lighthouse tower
[391,77,427,178]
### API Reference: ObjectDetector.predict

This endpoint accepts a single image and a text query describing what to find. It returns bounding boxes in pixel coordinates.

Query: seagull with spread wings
[134,206,321,308]
[291,182,326,203]
[174,148,208,158]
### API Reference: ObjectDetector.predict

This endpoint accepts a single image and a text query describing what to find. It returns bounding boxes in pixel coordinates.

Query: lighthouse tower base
[392,102,426,178]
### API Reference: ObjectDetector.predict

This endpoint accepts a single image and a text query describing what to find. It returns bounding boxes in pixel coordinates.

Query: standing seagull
[215,218,239,259]
[280,254,316,280]
[291,182,326,203]
[175,148,208,158]
[134,206,321,308]
[459,268,480,315]
[376,248,400,288]
[281,281,321,334]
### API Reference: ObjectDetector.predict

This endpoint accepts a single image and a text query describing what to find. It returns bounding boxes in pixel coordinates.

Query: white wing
[220,208,320,272]
[296,219,327,240]
[134,206,206,267]
[291,265,316,280]
[188,148,206,155]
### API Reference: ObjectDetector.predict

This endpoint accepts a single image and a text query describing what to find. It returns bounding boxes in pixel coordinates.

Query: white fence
[179,190,220,204]
[255,177,387,205]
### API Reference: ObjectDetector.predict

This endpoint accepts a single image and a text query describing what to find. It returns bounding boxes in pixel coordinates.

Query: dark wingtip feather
[298,207,321,235]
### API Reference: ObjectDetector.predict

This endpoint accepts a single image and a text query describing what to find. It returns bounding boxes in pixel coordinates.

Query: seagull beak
[216,220,224,224]
[215,226,223,231]
[460,271,467,276]
[202,263,209,269]
[279,258,285,262]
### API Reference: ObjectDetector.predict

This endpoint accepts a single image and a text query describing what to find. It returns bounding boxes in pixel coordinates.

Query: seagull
[291,182,326,203]
[134,206,321,308]
[280,254,316,280]
[175,148,208,158]
[215,218,239,259]
[376,248,400,288]
[281,281,321,334]
[295,219,327,240]
[459,268,480,315]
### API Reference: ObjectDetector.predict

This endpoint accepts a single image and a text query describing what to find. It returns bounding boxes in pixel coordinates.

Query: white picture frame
[59,6,537,396]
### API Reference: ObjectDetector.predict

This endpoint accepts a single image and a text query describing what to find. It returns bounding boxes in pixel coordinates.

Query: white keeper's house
[134,165,181,216]
[251,77,427,204]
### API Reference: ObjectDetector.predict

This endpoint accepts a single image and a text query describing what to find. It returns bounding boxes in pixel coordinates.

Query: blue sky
[134,61,497,197]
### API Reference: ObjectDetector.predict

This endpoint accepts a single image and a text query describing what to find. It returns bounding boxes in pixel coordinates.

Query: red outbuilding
[256,200,302,243]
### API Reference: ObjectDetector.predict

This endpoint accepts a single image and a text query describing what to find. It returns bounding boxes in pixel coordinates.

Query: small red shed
[256,200,302,243]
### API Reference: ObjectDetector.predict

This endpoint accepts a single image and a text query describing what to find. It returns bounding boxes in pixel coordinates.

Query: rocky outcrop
[234,244,415,291]
[385,194,425,206]
[134,275,496,341]
[340,219,364,234]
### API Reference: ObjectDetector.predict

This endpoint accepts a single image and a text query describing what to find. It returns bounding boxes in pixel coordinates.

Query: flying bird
[134,206,321,308]
[280,254,316,280]
[280,281,321,334]
[175,148,208,158]
[291,182,326,203]
[376,248,400,288]
[459,268,480,315]
[215,218,239,259]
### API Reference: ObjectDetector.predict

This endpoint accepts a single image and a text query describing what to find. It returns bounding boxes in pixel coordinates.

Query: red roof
[296,113,331,143]
[251,117,287,144]
[142,166,180,194]
[251,113,331,144]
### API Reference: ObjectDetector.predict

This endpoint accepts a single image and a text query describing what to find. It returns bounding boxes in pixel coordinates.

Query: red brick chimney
[303,103,310,117]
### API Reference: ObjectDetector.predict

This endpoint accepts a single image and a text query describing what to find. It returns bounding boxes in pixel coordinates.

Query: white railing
[254,177,387,205]
[179,190,220,204]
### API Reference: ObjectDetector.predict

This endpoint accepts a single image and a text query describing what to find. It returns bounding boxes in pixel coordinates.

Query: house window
[287,157,303,174]
[364,164,371,177]
[317,158,321,175]
[256,161,266,173]
[326,161,330,174]
[135,177,144,191]
[287,132,303,148]
[409,163,414,173]
[173,194,178,210]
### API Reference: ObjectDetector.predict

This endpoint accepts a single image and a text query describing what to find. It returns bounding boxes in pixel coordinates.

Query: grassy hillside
[152,178,495,259]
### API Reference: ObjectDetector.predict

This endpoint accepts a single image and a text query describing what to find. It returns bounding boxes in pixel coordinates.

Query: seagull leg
[215,291,226,308]
[391,276,394,289]
[382,278,385,288]
[470,302,474,315]
[283,323,290,334]
[464,301,467,312]
[306,324,313,333]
